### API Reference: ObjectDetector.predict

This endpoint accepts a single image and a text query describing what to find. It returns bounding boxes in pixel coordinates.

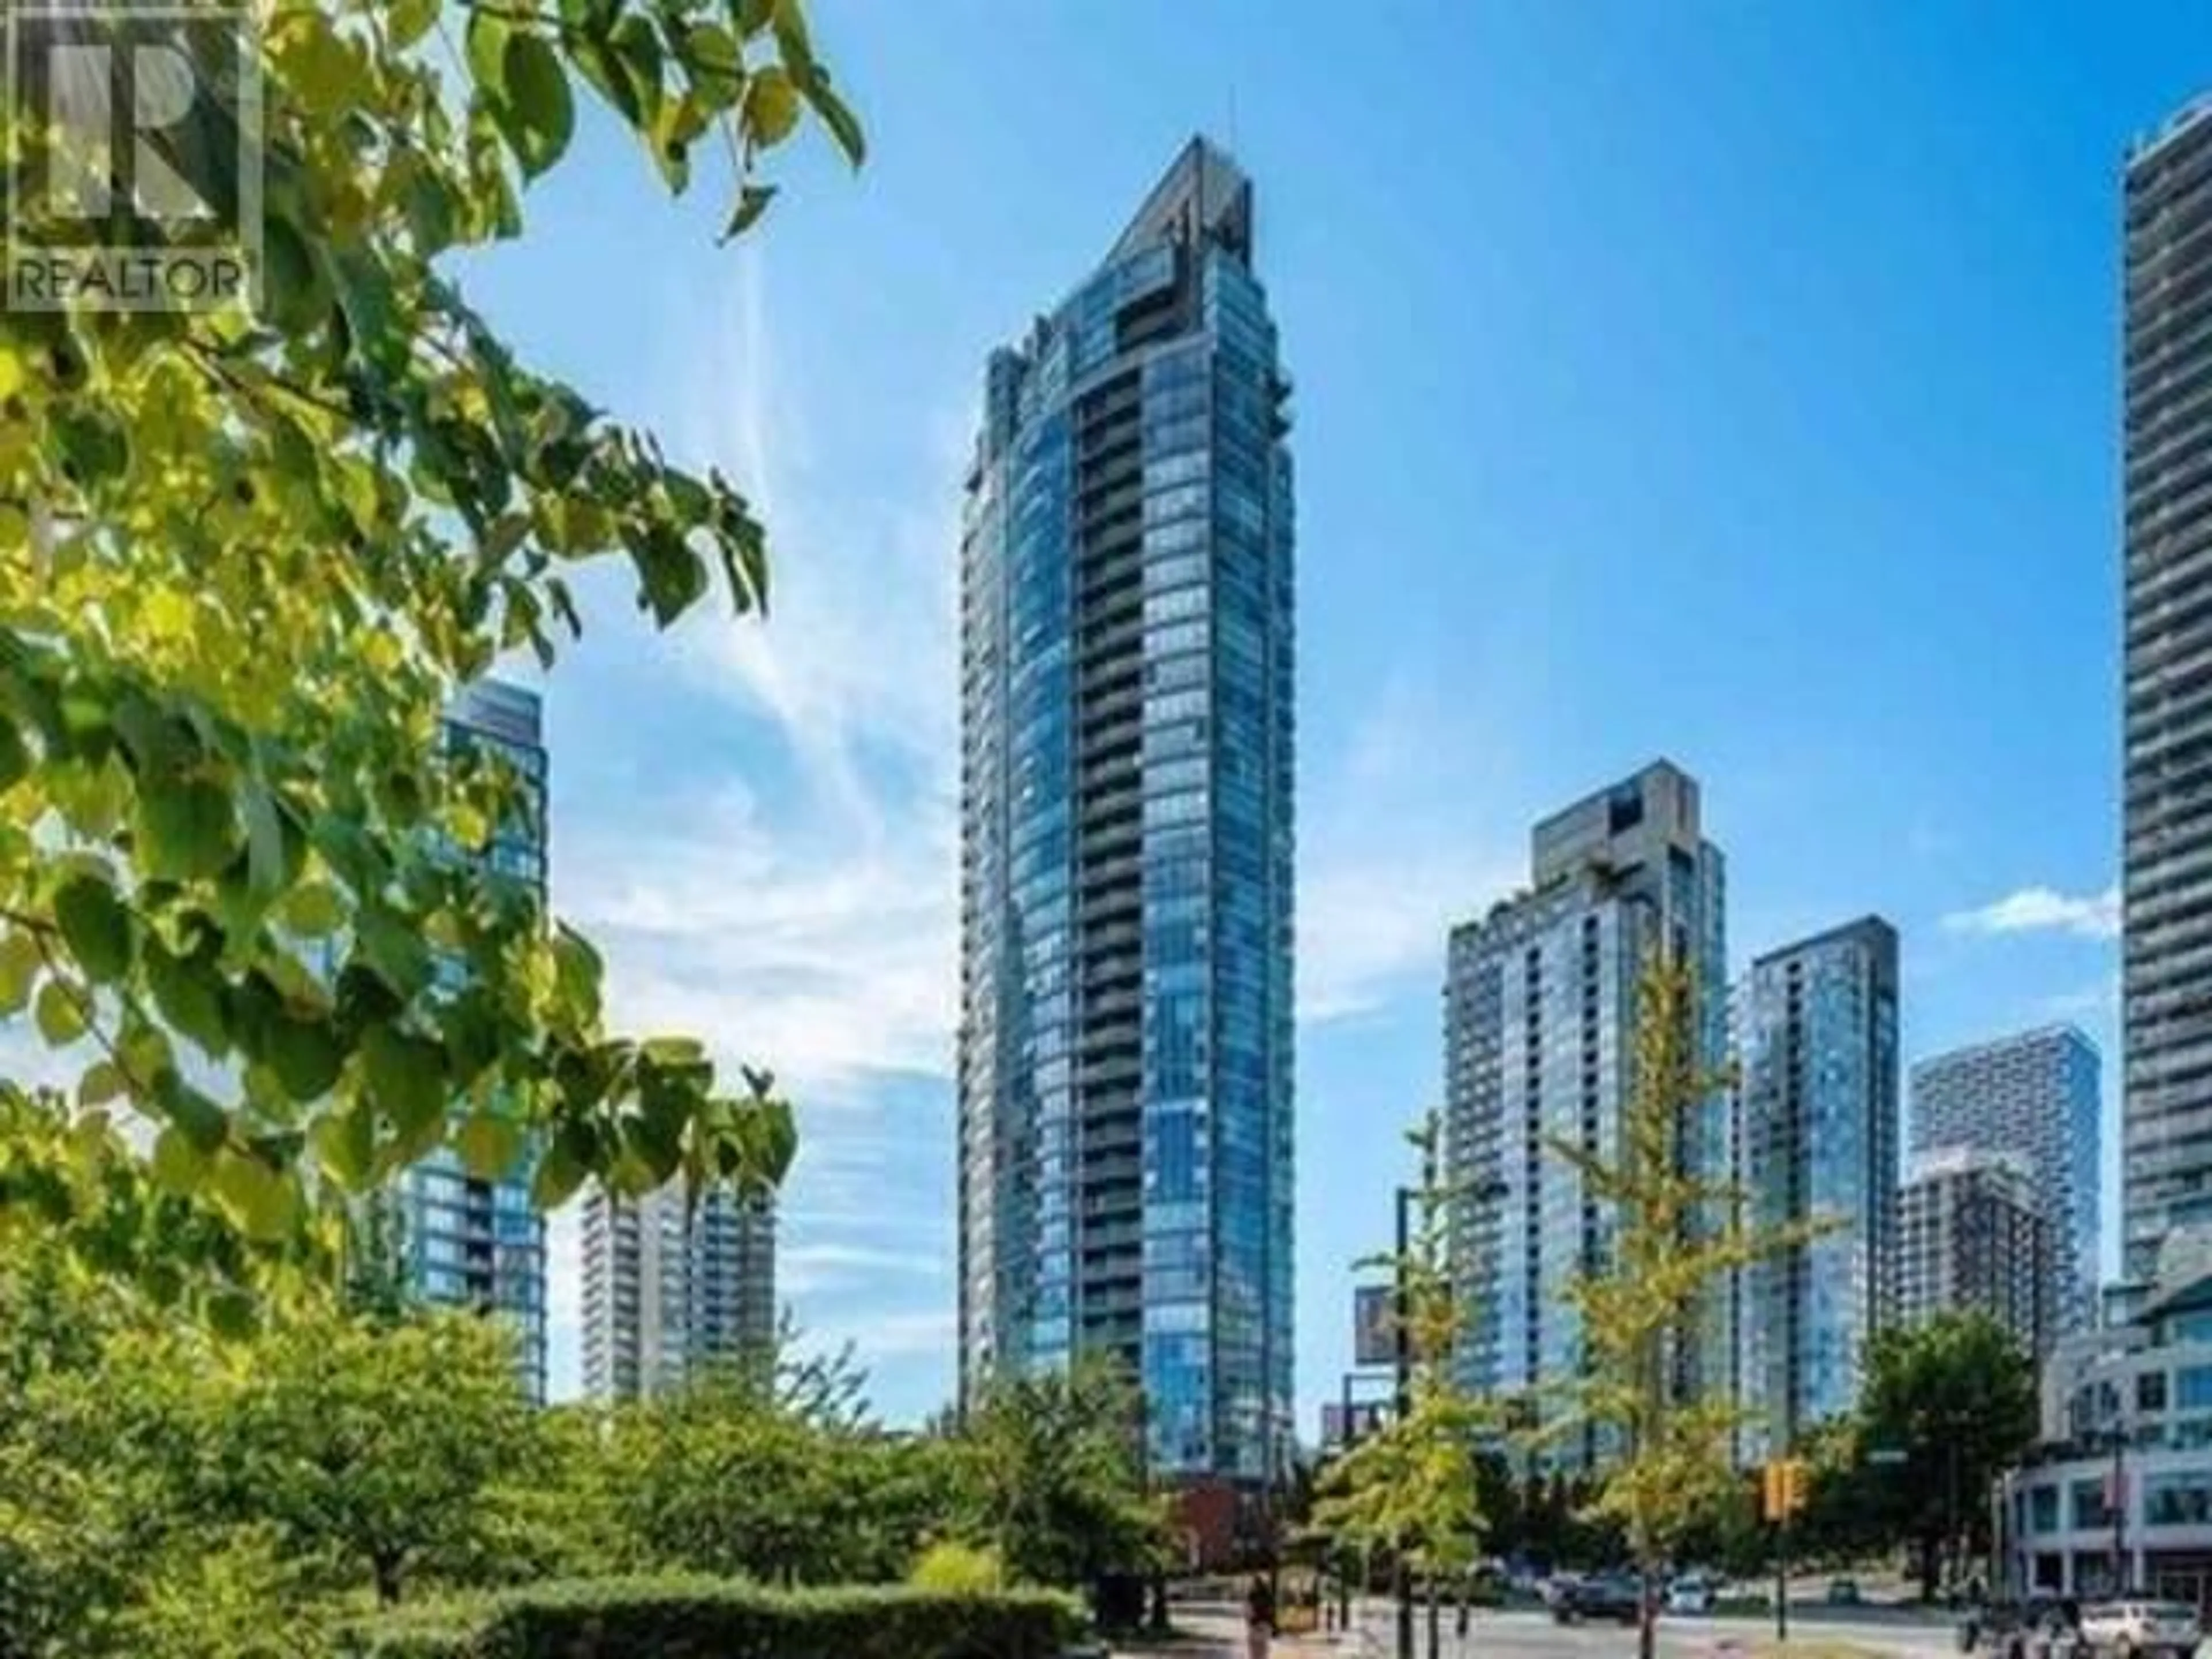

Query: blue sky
[453,3,2207,1428]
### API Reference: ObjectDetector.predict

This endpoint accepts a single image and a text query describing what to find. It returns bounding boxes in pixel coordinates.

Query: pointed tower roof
[1108,135,1253,267]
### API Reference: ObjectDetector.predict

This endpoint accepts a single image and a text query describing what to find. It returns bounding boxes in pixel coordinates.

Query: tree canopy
[0,0,862,1319]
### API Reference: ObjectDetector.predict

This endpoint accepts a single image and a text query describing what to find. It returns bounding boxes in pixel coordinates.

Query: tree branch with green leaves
[0,0,863,1322]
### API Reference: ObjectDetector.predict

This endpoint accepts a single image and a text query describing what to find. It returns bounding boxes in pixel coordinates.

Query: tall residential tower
[1908,1026,2101,1332]
[955,139,1296,1505]
[1734,917,1900,1455]
[2125,93,2212,1281]
[580,1184,777,1400]
[1444,762,1728,1466]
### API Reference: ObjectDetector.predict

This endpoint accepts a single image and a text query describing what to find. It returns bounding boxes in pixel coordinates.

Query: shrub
[909,1541,1005,1594]
[340,1574,1082,1659]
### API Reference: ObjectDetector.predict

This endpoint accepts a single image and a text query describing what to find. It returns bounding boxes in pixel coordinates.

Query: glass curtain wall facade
[1908,1026,2102,1335]
[956,138,1296,1487]
[1444,762,1727,1469]
[1734,916,1899,1460]
[394,679,550,1399]
[2124,93,2212,1283]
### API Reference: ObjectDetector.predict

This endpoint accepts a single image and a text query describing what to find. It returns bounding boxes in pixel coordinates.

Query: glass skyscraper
[955,138,1296,1497]
[391,679,550,1399]
[2124,93,2212,1282]
[1444,762,1728,1468]
[1734,916,1899,1458]
[1909,1025,2101,1334]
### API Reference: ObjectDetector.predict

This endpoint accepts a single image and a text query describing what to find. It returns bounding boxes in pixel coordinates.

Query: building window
[2178,1365,2212,1410]
[2141,1370,2172,1413]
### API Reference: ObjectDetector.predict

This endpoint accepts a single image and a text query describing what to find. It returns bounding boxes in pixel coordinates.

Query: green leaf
[388,0,438,50]
[0,929,41,1014]
[363,1022,447,1139]
[465,7,512,99]
[499,31,575,178]
[805,73,865,167]
[267,1014,342,1103]
[530,1128,588,1210]
[720,182,776,242]
[354,904,433,1001]
[214,1149,296,1241]
[551,922,602,1015]
[33,978,86,1046]
[145,938,231,1058]
[743,65,800,148]
[309,1101,376,1190]
[156,1071,230,1153]
[53,872,131,983]
[241,779,287,896]
[681,21,745,109]
[150,1122,210,1193]
[278,879,347,938]
[455,1109,524,1180]
[138,773,240,881]
[77,1059,127,1107]
[0,714,30,793]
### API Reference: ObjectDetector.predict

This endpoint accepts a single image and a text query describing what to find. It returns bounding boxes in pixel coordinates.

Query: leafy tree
[214,1303,542,1605]
[1314,1111,1487,1626]
[0,0,862,1316]
[1852,1312,2039,1600]
[952,1357,1170,1589]
[1548,949,1811,1659]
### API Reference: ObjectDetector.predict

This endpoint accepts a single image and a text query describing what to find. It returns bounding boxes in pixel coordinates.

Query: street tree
[952,1355,1169,1589]
[215,1302,542,1605]
[1314,1112,1488,1650]
[0,0,861,1320]
[1854,1311,2040,1599]
[1549,949,1815,1659]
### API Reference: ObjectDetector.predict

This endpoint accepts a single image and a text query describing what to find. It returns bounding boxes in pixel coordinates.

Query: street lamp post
[1393,1181,1415,1659]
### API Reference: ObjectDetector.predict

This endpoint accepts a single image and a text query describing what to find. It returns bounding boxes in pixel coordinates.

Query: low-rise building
[2004,1237,2212,1605]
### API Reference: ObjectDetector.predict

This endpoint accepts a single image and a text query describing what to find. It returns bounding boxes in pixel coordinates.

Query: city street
[1158,1603,1966,1659]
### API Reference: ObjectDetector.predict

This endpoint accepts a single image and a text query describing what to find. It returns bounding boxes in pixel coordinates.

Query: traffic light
[1762,1457,1808,1522]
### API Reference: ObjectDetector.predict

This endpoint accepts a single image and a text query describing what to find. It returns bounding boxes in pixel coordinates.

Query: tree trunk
[1638,1548,1658,1659]
[372,1550,404,1608]
[1917,1531,1941,1603]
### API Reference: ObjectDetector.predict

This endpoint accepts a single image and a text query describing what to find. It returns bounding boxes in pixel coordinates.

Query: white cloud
[1942,883,2120,941]
[781,1240,946,1296]
[1297,673,1522,1021]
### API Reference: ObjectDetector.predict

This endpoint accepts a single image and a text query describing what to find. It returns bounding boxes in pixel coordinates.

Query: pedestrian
[1245,1571,1276,1659]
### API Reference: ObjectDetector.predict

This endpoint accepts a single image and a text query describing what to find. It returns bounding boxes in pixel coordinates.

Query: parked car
[1958,1597,2081,1657]
[1552,1573,1644,1626]
[1828,1578,1864,1607]
[1666,1574,1717,1615]
[2078,1599,2202,1658]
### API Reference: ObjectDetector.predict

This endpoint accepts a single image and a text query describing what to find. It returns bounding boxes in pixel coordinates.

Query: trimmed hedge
[340,1575,1084,1659]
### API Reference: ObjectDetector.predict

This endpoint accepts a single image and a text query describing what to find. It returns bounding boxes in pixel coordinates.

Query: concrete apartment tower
[954,138,1296,1543]
[580,1183,777,1400]
[1897,1147,2054,1362]
[1909,1027,2101,1334]
[1444,761,1729,1467]
[2125,93,2212,1285]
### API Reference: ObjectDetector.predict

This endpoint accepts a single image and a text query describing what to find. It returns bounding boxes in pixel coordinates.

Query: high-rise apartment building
[1909,1026,2101,1332]
[1444,762,1728,1466]
[955,138,1296,1499]
[1734,917,1900,1456]
[2124,92,2212,1282]
[391,679,550,1399]
[580,1183,777,1400]
[1897,1147,2054,1362]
